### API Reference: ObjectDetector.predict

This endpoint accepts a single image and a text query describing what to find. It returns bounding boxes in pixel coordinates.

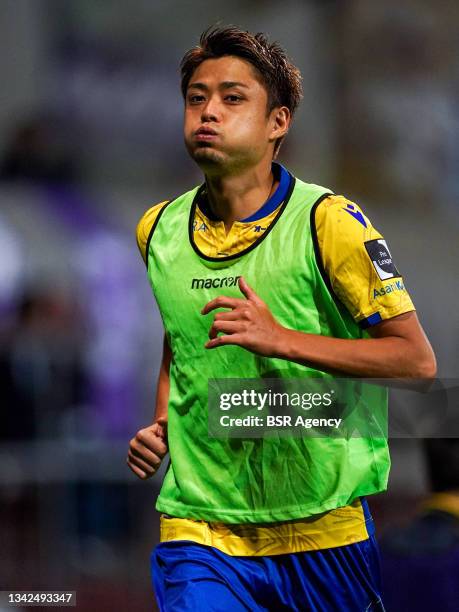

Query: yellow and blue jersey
[137,165,414,332]
[159,497,375,556]
[137,162,414,557]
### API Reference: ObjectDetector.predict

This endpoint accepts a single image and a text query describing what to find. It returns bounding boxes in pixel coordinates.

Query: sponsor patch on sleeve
[364,239,400,280]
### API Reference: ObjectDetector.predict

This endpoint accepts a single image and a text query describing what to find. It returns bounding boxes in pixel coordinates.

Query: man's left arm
[202,195,436,379]
[202,278,436,379]
[270,308,436,378]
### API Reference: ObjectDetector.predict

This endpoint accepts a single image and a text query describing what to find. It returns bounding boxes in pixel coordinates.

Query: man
[127,26,436,611]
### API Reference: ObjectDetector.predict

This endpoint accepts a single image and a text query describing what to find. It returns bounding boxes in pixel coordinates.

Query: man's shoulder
[136,186,202,264]
[289,175,333,209]
[313,194,377,238]
[136,200,170,264]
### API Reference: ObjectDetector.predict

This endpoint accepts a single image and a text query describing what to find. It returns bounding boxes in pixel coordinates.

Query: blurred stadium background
[0,1,458,610]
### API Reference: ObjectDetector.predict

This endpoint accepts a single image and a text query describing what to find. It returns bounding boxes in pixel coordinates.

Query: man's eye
[225,95,242,103]
[188,95,205,104]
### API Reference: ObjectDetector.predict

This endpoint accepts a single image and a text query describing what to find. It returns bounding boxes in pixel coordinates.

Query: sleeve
[136,200,170,265]
[314,194,415,328]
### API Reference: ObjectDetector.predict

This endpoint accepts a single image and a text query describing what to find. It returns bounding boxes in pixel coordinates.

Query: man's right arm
[127,201,172,479]
[127,336,171,480]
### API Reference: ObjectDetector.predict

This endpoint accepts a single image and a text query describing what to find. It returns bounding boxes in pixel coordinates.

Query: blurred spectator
[0,115,79,185]
[0,289,87,440]
[380,439,459,611]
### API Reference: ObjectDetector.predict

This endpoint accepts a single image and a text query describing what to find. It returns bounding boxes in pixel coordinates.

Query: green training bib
[146,173,390,523]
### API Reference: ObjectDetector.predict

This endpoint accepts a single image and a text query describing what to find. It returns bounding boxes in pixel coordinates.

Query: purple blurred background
[0,1,458,610]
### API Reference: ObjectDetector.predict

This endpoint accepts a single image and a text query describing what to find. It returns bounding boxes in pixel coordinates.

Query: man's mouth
[195,127,219,141]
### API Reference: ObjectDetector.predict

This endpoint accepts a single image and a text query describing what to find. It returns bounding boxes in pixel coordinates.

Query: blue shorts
[150,534,385,611]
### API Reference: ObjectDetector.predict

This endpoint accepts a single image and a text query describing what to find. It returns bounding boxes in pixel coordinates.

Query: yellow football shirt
[137,194,415,328]
[136,187,414,555]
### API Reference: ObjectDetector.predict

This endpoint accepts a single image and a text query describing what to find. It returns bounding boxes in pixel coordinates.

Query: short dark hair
[180,26,303,155]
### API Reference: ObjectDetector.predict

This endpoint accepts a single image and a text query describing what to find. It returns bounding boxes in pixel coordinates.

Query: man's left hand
[201,276,284,355]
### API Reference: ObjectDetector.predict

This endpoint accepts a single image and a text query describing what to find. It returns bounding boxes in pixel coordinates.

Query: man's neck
[204,163,278,233]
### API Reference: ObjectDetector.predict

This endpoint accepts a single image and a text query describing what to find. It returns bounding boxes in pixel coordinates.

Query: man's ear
[269,106,291,143]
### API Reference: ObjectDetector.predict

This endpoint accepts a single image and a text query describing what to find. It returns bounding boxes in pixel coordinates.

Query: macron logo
[343,203,367,228]
[191,276,241,290]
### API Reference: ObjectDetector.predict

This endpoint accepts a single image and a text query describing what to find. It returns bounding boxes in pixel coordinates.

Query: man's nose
[201,97,220,122]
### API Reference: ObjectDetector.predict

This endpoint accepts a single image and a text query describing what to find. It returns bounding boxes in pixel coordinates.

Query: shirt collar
[197,162,291,223]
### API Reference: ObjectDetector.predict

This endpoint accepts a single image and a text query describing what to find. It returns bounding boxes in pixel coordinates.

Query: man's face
[184,56,280,174]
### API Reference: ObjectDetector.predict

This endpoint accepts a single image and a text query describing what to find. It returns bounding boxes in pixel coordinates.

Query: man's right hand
[127,419,168,480]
